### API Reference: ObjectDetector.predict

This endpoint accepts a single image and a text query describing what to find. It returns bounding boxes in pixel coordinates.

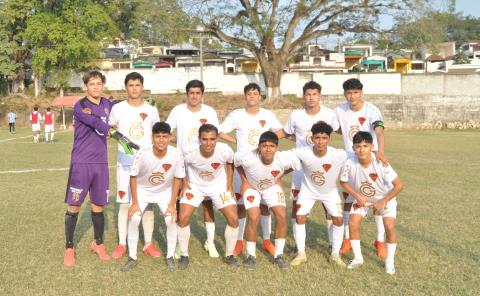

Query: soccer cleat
[329,253,346,268]
[225,255,240,267]
[340,239,351,254]
[178,256,189,270]
[289,246,298,258]
[111,244,127,259]
[90,241,111,261]
[120,257,137,272]
[204,241,220,258]
[233,240,243,256]
[273,255,290,269]
[244,255,256,270]
[291,252,307,266]
[385,261,396,275]
[261,239,275,256]
[64,248,75,267]
[347,258,364,270]
[166,257,176,271]
[374,240,387,258]
[143,243,161,257]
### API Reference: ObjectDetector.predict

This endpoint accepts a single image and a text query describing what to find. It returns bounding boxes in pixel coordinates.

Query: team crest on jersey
[211,162,220,170]
[322,164,332,172]
[257,179,272,190]
[306,131,314,145]
[348,125,360,141]
[311,171,326,186]
[129,122,144,140]
[259,120,266,127]
[185,192,194,200]
[360,181,375,197]
[148,172,165,185]
[291,189,300,197]
[248,129,260,146]
[162,164,171,172]
[118,191,126,199]
[199,118,207,125]
[140,113,148,121]
[187,127,198,142]
[70,187,83,202]
[369,173,378,181]
[271,170,280,177]
[199,171,214,182]
[246,195,255,203]
[358,117,366,125]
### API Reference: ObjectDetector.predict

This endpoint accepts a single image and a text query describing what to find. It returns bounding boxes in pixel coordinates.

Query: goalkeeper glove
[109,128,140,155]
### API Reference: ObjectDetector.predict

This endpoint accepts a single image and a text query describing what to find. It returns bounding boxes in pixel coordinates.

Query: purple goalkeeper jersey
[70,97,114,164]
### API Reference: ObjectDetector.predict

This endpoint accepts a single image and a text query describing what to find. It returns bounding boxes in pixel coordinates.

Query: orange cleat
[143,243,161,257]
[64,248,75,267]
[261,239,275,256]
[339,239,351,254]
[111,244,127,259]
[90,241,111,261]
[374,240,387,258]
[233,240,243,256]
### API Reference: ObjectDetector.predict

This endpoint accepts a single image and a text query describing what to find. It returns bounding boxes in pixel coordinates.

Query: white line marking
[0,165,116,174]
[0,130,70,143]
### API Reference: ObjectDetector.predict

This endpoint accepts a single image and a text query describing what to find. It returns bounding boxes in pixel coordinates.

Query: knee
[274,209,286,224]
[383,219,396,232]
[247,211,260,224]
[332,216,343,226]
[130,213,141,226]
[227,216,239,228]
[177,214,190,228]
[296,215,307,225]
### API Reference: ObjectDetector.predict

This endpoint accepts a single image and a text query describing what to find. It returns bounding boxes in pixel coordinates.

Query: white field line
[3,141,73,145]
[0,165,116,175]
[0,130,70,143]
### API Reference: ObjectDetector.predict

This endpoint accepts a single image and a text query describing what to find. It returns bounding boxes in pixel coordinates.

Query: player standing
[30,106,41,143]
[43,107,55,143]
[7,110,16,133]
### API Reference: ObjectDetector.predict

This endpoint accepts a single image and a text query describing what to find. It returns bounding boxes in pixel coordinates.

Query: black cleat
[244,255,256,270]
[273,255,290,269]
[178,255,189,270]
[121,257,137,272]
[166,257,176,271]
[225,255,240,267]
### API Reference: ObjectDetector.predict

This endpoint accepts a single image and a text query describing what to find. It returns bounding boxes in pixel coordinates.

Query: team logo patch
[271,170,280,177]
[248,129,260,146]
[360,181,375,197]
[70,187,83,202]
[211,163,220,170]
[246,195,255,203]
[185,192,194,200]
[311,171,326,186]
[199,118,207,125]
[140,113,148,121]
[259,120,266,127]
[82,108,92,115]
[162,164,171,172]
[306,131,313,145]
[129,122,144,140]
[291,189,300,197]
[235,193,242,200]
[348,125,360,141]
[118,191,126,199]
[148,172,165,185]
[199,171,214,182]
[358,117,366,125]
[322,164,332,172]
[258,179,272,190]
[369,173,378,181]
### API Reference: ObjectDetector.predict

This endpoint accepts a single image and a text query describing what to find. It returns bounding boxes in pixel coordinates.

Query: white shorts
[137,193,175,224]
[137,187,172,206]
[44,124,54,133]
[116,165,132,203]
[296,191,343,217]
[350,198,397,219]
[290,170,303,201]
[180,188,236,210]
[32,124,40,132]
[243,185,286,210]
[234,170,266,206]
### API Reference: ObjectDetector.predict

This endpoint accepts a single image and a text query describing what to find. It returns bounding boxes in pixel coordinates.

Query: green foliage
[453,51,471,64]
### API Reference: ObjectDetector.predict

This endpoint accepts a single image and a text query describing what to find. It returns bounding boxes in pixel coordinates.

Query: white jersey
[234,150,299,192]
[183,142,234,195]
[292,146,348,199]
[284,107,339,148]
[340,153,398,202]
[220,108,283,153]
[130,145,186,201]
[109,101,160,165]
[166,103,219,152]
[335,102,382,153]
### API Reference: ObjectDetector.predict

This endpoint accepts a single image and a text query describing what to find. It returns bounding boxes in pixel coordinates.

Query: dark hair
[311,121,333,136]
[259,131,278,146]
[244,83,261,95]
[33,106,38,111]
[124,72,144,86]
[303,81,322,94]
[352,131,373,144]
[83,71,106,84]
[186,79,205,94]
[343,78,363,91]
[152,122,171,134]
[198,123,218,136]
[47,107,51,111]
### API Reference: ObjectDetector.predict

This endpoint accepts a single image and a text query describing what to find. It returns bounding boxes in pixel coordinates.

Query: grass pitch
[0,128,479,295]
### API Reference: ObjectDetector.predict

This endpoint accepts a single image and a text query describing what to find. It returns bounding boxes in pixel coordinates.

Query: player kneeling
[177,124,239,268]
[291,122,347,267]
[340,131,403,274]
[121,122,185,271]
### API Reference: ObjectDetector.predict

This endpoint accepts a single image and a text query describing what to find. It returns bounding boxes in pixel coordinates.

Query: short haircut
[343,78,363,91]
[311,121,333,136]
[186,79,205,94]
[124,72,144,86]
[352,131,373,144]
[259,131,279,146]
[33,106,38,111]
[47,107,51,111]
[83,71,106,85]
[152,121,171,134]
[303,81,322,94]
[244,83,261,95]
[198,123,218,136]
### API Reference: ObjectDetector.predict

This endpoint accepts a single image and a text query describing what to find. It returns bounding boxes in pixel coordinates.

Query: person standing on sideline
[7,110,16,133]
[43,107,55,143]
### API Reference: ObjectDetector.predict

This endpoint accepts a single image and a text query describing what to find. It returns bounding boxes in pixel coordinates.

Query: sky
[456,0,480,17]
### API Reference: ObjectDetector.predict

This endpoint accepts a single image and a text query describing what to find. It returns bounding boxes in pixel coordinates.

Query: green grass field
[0,128,479,295]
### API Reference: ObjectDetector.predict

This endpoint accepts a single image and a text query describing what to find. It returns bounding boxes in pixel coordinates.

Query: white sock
[118,203,129,246]
[331,224,344,255]
[291,218,297,241]
[386,243,397,265]
[237,218,246,240]
[224,225,239,256]
[127,212,141,260]
[294,223,306,254]
[327,219,333,245]
[374,216,385,242]
[205,222,215,245]
[177,225,190,256]
[350,240,363,261]
[260,215,271,240]
[45,133,49,142]
[343,211,350,239]
[142,209,154,245]
[51,132,54,141]
[246,241,256,257]
[165,216,178,258]
[274,238,285,257]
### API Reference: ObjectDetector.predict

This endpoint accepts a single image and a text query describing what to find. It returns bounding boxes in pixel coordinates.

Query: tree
[185,0,420,101]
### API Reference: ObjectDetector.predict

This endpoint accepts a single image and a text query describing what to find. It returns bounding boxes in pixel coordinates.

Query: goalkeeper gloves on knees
[109,129,140,155]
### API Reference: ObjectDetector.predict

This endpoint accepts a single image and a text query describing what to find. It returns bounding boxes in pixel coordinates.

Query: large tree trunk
[15,66,25,94]
[257,53,284,103]
[34,72,41,97]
